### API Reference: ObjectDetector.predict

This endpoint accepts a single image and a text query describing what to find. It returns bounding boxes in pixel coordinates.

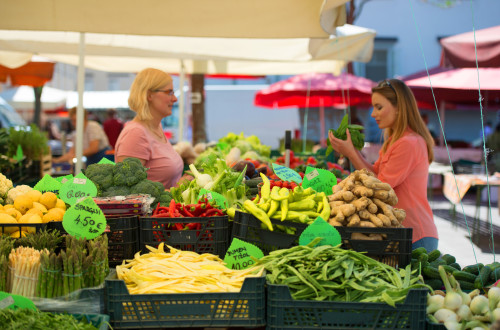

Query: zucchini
[411,247,427,259]
[449,262,461,271]
[440,254,456,265]
[462,263,484,275]
[452,270,477,283]
[490,267,500,282]
[423,266,441,279]
[474,266,492,289]
[457,280,476,291]
[427,249,441,262]
[429,259,447,268]
[425,279,444,290]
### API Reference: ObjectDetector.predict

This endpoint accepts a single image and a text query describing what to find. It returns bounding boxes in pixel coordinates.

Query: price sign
[98,157,115,165]
[0,292,36,311]
[55,174,74,184]
[216,142,229,153]
[34,174,62,195]
[59,172,97,206]
[224,238,264,270]
[62,196,106,239]
[272,163,302,184]
[298,217,342,247]
[198,189,228,208]
[12,144,23,162]
[301,166,337,195]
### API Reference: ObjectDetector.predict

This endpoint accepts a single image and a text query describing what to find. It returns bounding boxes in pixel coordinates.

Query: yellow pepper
[260,173,271,200]
[279,188,289,221]
[319,193,331,222]
[271,186,289,201]
[267,200,280,217]
[243,200,273,231]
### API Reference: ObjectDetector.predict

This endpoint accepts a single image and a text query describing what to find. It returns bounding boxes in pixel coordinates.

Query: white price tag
[306,169,320,181]
[206,193,213,200]
[74,178,87,185]
[61,178,68,184]
[0,296,14,309]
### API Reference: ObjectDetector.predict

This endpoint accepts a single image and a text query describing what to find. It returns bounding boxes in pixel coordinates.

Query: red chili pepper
[152,213,173,218]
[203,208,222,217]
[186,222,199,230]
[169,199,176,217]
[180,206,195,217]
[153,202,160,216]
[174,223,184,230]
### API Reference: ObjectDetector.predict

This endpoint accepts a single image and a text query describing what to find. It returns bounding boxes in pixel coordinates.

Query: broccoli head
[113,157,147,187]
[130,179,162,202]
[84,163,115,194]
[158,191,173,206]
[102,185,131,197]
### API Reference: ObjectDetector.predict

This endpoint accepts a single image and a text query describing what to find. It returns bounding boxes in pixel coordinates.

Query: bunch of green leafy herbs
[326,114,365,156]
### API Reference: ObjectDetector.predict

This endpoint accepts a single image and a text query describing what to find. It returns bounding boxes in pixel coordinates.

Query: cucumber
[486,262,500,271]
[441,265,458,275]
[245,178,263,188]
[452,270,477,283]
[440,254,456,265]
[425,279,444,290]
[449,262,461,271]
[427,249,441,262]
[412,247,427,259]
[457,280,476,291]
[462,263,484,275]
[418,253,429,264]
[490,267,500,282]
[474,265,492,289]
[423,266,441,279]
[429,259,447,268]
[410,258,420,270]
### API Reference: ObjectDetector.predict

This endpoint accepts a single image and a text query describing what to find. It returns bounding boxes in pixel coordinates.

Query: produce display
[427,265,500,329]
[328,169,405,239]
[0,309,99,329]
[116,243,263,294]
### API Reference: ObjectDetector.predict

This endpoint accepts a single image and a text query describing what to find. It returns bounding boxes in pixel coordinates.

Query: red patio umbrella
[440,25,500,68]
[254,72,376,148]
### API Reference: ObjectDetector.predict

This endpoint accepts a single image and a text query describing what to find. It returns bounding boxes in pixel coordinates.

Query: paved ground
[430,189,499,267]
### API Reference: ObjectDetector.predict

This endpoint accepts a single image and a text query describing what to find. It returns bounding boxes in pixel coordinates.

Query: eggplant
[232,160,256,178]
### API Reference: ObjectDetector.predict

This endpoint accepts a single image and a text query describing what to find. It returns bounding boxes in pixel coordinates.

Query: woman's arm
[83,140,100,158]
[328,129,374,172]
[53,147,76,163]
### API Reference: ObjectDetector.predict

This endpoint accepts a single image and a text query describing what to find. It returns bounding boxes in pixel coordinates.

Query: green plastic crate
[267,284,428,330]
[106,274,265,328]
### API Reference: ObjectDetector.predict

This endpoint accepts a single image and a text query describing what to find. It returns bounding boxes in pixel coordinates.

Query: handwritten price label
[34,174,62,196]
[272,163,302,184]
[198,189,228,208]
[301,166,337,196]
[63,196,106,239]
[224,238,264,270]
[59,172,97,205]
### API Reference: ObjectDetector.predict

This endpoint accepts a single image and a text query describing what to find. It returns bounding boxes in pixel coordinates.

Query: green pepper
[260,172,271,200]
[244,200,273,231]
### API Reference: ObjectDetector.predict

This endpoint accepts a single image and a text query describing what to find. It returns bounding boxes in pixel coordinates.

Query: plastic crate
[106,274,266,329]
[231,211,307,255]
[140,216,229,258]
[267,284,428,330]
[335,226,413,269]
[47,216,140,267]
[426,319,445,330]
[0,222,47,236]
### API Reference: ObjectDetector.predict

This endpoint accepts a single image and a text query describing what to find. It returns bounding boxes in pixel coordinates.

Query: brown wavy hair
[372,79,434,163]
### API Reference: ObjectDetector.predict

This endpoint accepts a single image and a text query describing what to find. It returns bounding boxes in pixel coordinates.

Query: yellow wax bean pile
[116,243,264,294]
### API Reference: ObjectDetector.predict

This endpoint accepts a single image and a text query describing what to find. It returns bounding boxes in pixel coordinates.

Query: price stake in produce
[301,166,337,196]
[299,217,342,247]
[34,174,62,195]
[62,196,106,240]
[12,145,23,162]
[55,174,74,184]
[224,238,264,270]
[98,157,115,165]
[272,163,302,184]
[198,189,228,208]
[59,172,97,206]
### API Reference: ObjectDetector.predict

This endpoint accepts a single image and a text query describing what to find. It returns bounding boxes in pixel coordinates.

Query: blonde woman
[115,68,183,189]
[328,79,438,251]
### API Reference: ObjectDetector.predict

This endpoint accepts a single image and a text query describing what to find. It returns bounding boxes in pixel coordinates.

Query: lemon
[55,199,67,211]
[0,213,18,234]
[4,208,22,221]
[32,202,48,214]
[3,204,14,210]
[20,213,42,234]
[42,208,65,223]
[26,208,44,219]
[14,195,33,214]
[39,192,57,209]
[0,205,3,211]
[25,190,42,203]
[10,231,28,238]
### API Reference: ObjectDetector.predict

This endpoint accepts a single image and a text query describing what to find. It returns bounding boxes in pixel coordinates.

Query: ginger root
[346,214,361,227]
[329,190,355,202]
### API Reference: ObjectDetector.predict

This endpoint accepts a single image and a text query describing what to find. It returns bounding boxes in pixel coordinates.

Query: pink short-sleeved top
[373,129,438,243]
[115,121,183,189]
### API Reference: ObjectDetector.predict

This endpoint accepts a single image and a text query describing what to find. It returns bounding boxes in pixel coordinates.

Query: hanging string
[406,0,482,265]
[469,0,495,261]
[302,77,311,153]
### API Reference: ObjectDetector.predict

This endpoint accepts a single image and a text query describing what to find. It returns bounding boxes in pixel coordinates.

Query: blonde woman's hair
[68,107,88,120]
[128,68,173,121]
[372,79,434,163]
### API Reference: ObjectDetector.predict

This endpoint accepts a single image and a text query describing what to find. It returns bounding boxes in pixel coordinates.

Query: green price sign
[12,144,23,162]
[298,217,342,247]
[216,142,229,153]
[301,166,337,196]
[198,189,228,208]
[62,196,106,240]
[34,174,62,195]
[59,172,97,205]
[55,174,74,184]
[271,163,302,184]
[224,238,264,270]
[98,157,115,165]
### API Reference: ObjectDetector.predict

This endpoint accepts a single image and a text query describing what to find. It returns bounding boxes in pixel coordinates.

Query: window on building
[354,38,397,82]
[84,73,94,91]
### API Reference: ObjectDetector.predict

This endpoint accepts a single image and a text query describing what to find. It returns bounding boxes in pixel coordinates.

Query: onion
[444,291,463,311]
[470,295,489,315]
[443,320,461,330]
[434,308,458,323]
[427,294,445,314]
[493,308,500,321]
[456,304,472,322]
[489,287,500,311]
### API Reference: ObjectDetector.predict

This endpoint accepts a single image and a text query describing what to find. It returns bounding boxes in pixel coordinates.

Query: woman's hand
[328,129,356,159]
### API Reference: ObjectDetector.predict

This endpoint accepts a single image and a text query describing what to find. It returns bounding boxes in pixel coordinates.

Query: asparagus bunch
[83,235,109,287]
[37,251,63,298]
[0,235,14,291]
[9,246,46,297]
[62,236,85,296]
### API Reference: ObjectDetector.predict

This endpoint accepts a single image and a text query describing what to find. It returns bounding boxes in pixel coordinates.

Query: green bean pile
[255,238,429,306]
[0,309,98,330]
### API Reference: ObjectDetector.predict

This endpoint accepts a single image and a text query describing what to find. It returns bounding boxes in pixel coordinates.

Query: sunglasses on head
[381,80,397,94]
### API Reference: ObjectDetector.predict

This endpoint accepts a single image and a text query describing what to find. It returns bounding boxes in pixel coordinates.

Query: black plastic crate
[231,211,308,255]
[140,216,229,259]
[106,274,266,329]
[0,222,47,236]
[426,319,445,330]
[335,226,413,269]
[47,216,140,267]
[267,284,428,330]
